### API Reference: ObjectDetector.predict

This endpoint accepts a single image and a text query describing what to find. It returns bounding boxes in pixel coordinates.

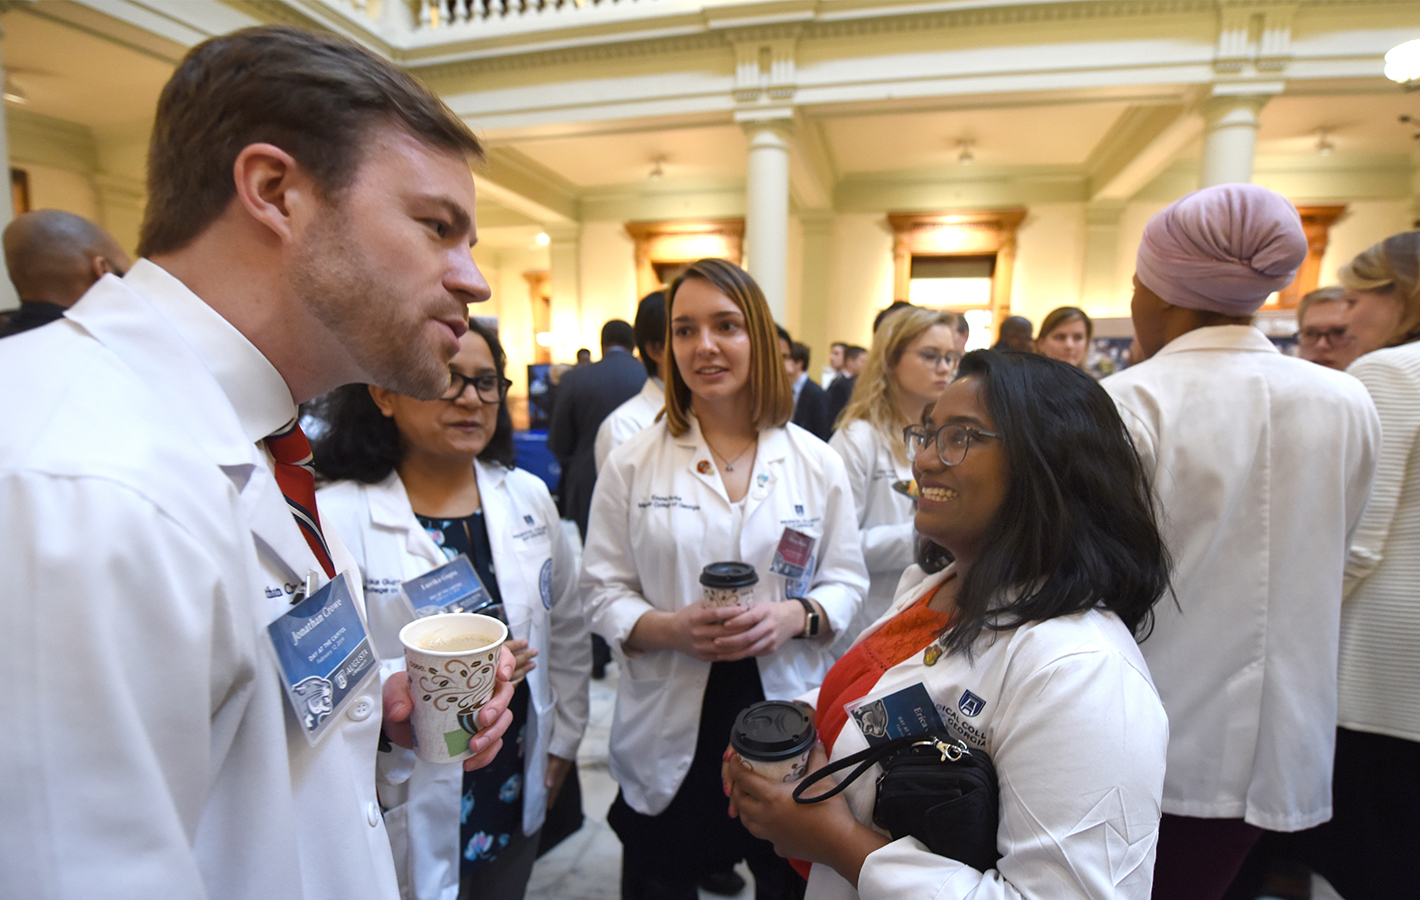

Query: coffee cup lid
[730,701,815,761]
[700,561,758,589]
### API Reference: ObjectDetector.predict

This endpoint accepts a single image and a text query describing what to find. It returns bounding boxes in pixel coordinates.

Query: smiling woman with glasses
[309,319,590,900]
[726,350,1172,900]
[827,305,963,656]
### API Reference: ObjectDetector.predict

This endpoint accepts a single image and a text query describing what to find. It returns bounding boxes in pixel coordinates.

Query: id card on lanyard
[266,572,378,746]
[770,528,817,599]
[401,554,494,617]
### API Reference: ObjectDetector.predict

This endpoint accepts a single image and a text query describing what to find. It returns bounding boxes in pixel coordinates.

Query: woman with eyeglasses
[1034,306,1093,370]
[726,350,1171,900]
[828,306,962,656]
[311,319,590,900]
[582,258,868,900]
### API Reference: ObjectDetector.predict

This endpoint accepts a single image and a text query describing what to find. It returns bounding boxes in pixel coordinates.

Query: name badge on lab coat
[770,528,817,598]
[401,555,493,618]
[266,572,378,746]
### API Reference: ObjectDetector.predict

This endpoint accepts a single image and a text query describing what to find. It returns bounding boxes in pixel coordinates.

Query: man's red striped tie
[264,419,336,578]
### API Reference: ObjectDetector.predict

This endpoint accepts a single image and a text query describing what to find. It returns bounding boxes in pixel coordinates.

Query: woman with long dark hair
[726,350,1171,900]
[582,258,868,900]
[312,320,590,900]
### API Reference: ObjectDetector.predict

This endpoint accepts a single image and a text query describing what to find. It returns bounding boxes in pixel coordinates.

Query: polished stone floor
[524,664,753,900]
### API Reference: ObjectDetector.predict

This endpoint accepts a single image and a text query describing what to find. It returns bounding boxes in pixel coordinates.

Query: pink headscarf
[1136,184,1307,316]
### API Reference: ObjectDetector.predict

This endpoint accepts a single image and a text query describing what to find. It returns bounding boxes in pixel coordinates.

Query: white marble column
[741,116,792,322]
[1199,92,1271,188]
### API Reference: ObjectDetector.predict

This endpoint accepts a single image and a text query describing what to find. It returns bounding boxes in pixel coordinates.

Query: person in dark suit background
[548,318,645,540]
[776,325,830,440]
[824,344,866,431]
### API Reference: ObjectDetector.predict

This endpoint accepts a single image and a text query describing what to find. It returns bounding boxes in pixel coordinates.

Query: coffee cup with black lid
[700,561,759,609]
[730,700,817,783]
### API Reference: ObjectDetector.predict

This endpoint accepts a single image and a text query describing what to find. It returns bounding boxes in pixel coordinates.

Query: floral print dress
[416,510,533,879]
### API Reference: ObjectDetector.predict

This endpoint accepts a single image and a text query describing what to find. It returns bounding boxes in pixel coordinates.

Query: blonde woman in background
[828,307,960,656]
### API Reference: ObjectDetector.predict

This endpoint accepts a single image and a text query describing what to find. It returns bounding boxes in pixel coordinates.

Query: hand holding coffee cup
[730,700,817,783]
[398,613,508,764]
[700,561,759,609]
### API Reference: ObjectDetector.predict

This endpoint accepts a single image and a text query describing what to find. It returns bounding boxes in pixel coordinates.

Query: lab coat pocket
[380,799,415,900]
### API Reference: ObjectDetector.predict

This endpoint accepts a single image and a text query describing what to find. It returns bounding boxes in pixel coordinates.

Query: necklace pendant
[725,463,734,472]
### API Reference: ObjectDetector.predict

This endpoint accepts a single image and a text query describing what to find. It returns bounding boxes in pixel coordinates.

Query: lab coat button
[367,802,381,827]
[347,698,374,722]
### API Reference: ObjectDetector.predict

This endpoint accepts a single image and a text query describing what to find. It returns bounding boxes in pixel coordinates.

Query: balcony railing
[419,0,636,27]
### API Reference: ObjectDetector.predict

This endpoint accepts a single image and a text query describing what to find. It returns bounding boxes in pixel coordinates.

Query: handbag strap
[792,733,970,805]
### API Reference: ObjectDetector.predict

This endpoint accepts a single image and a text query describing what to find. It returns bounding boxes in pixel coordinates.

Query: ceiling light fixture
[536,232,550,246]
[649,156,665,180]
[957,140,975,165]
[2,74,27,105]
[1315,127,1335,156]
[1384,39,1420,89]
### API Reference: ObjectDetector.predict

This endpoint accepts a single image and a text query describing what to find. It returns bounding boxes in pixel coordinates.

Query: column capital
[734,107,795,134]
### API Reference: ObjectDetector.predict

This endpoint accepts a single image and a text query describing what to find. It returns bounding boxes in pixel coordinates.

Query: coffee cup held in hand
[700,561,759,609]
[398,613,507,764]
[730,700,816,782]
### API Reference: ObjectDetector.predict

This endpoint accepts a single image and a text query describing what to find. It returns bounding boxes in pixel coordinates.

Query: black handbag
[792,732,1002,873]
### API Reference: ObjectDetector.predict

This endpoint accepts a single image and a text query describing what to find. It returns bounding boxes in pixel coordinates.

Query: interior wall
[578,220,640,357]
[1319,200,1416,287]
[15,162,99,224]
[1011,202,1086,328]
[827,213,896,350]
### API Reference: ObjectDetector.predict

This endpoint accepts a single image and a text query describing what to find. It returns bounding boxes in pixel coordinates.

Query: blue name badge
[846,682,949,748]
[266,572,378,746]
[401,555,492,618]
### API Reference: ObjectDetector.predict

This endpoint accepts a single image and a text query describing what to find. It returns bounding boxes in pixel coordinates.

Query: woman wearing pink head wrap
[1135,183,1307,317]
[1103,184,1381,900]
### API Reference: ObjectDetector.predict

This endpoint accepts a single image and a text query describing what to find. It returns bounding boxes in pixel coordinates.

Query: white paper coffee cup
[399,612,507,764]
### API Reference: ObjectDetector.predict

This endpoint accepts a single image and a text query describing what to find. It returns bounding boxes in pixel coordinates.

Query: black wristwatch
[791,596,820,639]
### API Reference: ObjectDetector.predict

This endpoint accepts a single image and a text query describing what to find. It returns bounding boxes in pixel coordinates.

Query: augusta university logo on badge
[958,690,986,718]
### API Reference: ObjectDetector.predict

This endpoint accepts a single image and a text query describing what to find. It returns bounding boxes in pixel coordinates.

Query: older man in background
[0,210,131,338]
[1102,184,1379,900]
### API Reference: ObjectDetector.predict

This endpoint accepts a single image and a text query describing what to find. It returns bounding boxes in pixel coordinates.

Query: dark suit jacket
[824,374,856,435]
[791,377,831,441]
[547,348,646,538]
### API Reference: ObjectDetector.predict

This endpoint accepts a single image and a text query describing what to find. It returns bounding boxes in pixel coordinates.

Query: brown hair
[837,306,960,459]
[1037,306,1094,344]
[1337,231,1420,347]
[663,258,793,437]
[139,25,483,258]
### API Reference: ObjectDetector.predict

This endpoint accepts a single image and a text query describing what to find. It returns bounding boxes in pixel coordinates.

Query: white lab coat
[1103,325,1380,831]
[805,566,1169,900]
[319,463,590,900]
[581,417,868,815]
[593,376,664,473]
[0,260,398,900]
[828,419,916,656]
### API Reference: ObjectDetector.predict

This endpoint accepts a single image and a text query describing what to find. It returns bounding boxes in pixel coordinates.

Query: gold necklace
[706,435,757,472]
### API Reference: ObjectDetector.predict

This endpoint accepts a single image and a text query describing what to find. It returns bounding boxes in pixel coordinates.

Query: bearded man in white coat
[1101,183,1379,900]
[0,26,516,900]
